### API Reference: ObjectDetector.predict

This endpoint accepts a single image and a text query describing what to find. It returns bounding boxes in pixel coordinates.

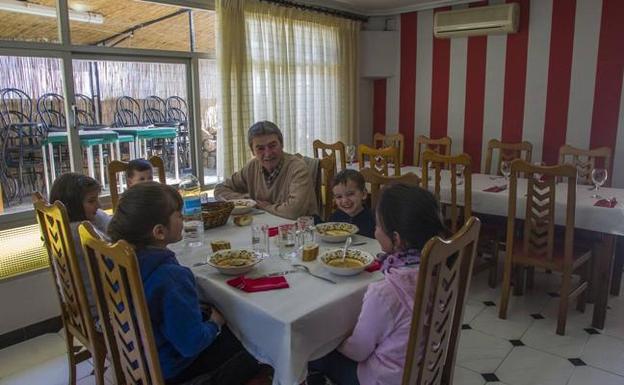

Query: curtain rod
[257,0,368,22]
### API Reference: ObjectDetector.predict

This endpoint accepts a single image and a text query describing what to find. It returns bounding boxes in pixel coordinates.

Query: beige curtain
[216,0,360,177]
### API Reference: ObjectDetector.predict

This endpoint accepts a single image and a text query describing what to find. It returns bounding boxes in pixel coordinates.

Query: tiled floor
[1,269,623,385]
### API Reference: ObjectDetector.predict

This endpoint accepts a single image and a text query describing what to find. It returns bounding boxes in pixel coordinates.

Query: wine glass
[346,145,356,166]
[455,164,465,185]
[533,161,544,181]
[500,161,511,183]
[591,168,608,199]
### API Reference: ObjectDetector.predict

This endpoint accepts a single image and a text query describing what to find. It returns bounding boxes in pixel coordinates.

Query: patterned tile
[581,334,624,376]
[522,320,590,359]
[471,307,534,340]
[457,329,513,373]
[567,366,624,385]
[454,366,486,385]
[496,346,574,385]
[482,373,500,382]
[530,313,544,319]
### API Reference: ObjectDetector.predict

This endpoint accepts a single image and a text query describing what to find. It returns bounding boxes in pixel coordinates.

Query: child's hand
[209,307,226,327]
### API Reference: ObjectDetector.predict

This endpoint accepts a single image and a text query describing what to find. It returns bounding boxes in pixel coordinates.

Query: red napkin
[594,198,618,208]
[226,275,289,292]
[268,226,278,237]
[366,261,381,273]
[483,185,507,193]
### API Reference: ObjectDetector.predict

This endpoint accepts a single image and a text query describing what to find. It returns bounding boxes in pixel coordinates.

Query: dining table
[349,162,624,329]
[171,213,383,385]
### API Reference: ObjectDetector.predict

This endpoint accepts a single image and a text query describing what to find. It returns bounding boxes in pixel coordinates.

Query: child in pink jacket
[308,184,448,385]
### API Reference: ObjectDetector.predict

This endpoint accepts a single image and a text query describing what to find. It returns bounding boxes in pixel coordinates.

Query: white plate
[319,248,374,276]
[207,249,262,275]
[315,222,358,243]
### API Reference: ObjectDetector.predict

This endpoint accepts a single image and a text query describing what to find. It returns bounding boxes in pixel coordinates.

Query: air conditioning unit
[434,3,519,38]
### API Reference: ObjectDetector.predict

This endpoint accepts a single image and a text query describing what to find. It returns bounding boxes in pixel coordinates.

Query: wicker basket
[201,201,234,230]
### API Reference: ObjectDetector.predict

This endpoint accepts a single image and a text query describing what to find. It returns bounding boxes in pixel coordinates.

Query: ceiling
[301,0,475,16]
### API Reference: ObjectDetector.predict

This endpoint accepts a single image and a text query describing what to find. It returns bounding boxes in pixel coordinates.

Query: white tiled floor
[1,269,623,385]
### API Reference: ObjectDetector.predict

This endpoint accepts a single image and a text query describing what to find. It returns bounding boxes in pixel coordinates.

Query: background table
[171,213,383,385]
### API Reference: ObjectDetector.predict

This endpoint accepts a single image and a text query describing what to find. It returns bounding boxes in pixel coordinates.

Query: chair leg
[513,266,525,296]
[92,348,107,385]
[577,263,590,313]
[488,241,499,288]
[557,269,573,336]
[526,267,535,289]
[499,260,513,320]
[65,334,78,385]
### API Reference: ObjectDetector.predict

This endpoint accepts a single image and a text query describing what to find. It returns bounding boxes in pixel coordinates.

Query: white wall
[0,270,60,334]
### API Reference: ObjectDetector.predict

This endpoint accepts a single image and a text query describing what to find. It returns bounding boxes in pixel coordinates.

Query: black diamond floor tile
[509,339,525,346]
[462,324,472,330]
[483,301,496,306]
[584,328,601,335]
[568,358,587,366]
[481,373,500,382]
[530,313,545,319]
[548,292,560,297]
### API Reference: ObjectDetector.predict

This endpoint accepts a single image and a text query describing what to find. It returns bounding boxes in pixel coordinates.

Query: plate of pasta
[207,249,262,275]
[315,222,359,243]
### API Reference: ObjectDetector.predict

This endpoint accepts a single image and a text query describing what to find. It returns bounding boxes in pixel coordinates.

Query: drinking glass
[297,216,314,231]
[500,161,511,182]
[278,223,297,260]
[346,145,356,166]
[454,164,465,185]
[251,224,269,257]
[591,168,608,199]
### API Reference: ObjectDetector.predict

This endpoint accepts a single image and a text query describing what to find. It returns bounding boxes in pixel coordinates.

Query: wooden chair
[312,139,346,172]
[558,145,621,297]
[108,155,166,211]
[558,144,612,186]
[498,160,592,335]
[484,139,533,175]
[373,132,404,165]
[79,222,165,385]
[414,135,452,167]
[402,217,481,385]
[357,144,400,176]
[421,151,472,234]
[360,167,420,209]
[33,192,113,385]
[318,155,336,222]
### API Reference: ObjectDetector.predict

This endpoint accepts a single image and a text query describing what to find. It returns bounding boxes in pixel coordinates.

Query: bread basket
[201,201,234,229]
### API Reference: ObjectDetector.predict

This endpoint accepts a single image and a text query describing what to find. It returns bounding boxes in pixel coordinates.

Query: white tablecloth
[172,213,383,385]
[352,164,624,236]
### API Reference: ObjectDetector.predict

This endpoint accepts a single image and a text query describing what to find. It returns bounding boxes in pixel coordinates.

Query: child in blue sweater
[108,182,261,384]
[328,169,375,238]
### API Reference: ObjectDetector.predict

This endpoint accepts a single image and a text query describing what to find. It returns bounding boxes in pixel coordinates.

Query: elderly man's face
[252,134,284,172]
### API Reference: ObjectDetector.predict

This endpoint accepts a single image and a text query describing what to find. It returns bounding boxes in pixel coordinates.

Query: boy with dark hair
[126,158,154,188]
[329,169,375,238]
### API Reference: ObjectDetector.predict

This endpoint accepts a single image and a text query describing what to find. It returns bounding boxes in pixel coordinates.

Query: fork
[292,264,337,284]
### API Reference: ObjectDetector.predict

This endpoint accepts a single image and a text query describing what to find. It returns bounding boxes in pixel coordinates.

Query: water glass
[591,168,608,199]
[346,145,356,166]
[278,223,297,260]
[183,219,204,247]
[297,216,314,231]
[500,161,511,181]
[251,224,269,257]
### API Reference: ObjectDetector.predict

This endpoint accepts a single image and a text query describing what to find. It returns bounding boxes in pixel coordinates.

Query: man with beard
[214,121,318,220]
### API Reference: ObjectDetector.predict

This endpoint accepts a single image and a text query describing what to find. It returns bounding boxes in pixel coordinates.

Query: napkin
[226,275,289,292]
[365,260,381,273]
[268,226,278,237]
[594,198,618,208]
[483,185,507,193]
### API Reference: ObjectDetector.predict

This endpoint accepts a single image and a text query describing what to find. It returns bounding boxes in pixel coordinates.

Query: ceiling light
[0,0,104,24]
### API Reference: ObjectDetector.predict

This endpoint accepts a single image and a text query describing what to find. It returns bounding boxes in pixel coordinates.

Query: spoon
[342,236,352,262]
[292,264,337,284]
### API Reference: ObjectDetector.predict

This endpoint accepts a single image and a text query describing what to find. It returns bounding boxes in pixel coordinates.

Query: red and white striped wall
[372,0,624,187]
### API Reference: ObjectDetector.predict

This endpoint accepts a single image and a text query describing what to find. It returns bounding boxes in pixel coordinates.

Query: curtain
[216,0,360,177]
